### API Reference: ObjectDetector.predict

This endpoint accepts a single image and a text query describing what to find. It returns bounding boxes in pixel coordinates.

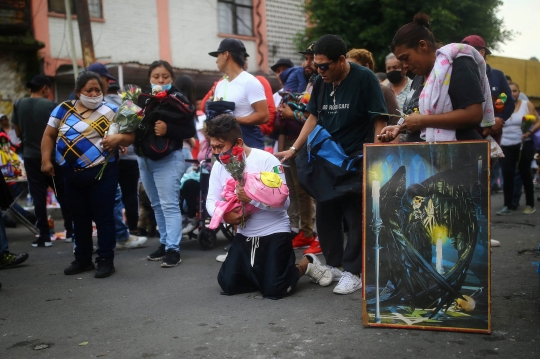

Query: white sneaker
[305,256,342,283]
[305,263,333,286]
[303,254,332,287]
[116,235,148,249]
[490,239,500,247]
[333,271,362,294]
[216,253,228,262]
[182,217,198,234]
[327,266,343,282]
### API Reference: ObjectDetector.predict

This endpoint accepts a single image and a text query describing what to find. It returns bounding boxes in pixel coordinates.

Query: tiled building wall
[265,0,306,68]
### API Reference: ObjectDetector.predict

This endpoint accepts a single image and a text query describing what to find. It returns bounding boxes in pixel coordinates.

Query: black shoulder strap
[316,77,324,126]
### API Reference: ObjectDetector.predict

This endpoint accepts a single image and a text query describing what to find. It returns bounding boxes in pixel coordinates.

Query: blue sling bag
[295,79,363,203]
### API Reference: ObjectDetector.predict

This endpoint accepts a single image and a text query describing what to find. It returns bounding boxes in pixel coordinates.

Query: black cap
[299,41,316,55]
[108,81,120,92]
[26,75,51,89]
[87,63,117,81]
[209,38,247,57]
[270,58,294,72]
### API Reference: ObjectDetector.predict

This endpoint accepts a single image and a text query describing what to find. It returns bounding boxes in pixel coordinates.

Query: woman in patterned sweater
[41,71,135,278]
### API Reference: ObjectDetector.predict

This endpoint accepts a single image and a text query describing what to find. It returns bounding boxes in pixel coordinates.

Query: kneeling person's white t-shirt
[206,148,290,237]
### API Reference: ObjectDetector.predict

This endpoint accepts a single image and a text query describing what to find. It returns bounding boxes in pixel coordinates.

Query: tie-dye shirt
[47,100,118,170]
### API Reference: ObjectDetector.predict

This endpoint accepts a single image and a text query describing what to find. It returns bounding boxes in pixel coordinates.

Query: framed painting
[362,141,491,333]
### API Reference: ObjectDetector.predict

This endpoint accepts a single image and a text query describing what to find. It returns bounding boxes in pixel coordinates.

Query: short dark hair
[313,35,347,61]
[174,75,196,104]
[75,71,104,95]
[229,51,245,68]
[204,114,242,145]
[148,60,175,80]
[390,13,436,52]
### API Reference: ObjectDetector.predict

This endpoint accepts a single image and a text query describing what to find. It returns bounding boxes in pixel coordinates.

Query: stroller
[181,159,235,249]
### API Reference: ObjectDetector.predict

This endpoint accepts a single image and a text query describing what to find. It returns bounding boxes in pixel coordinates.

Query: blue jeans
[0,214,8,254]
[64,162,119,261]
[114,185,130,242]
[137,150,185,251]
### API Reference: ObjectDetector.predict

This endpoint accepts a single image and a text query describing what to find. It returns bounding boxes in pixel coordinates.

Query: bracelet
[289,146,297,156]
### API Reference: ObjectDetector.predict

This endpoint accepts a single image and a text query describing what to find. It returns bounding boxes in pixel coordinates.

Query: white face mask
[79,93,103,109]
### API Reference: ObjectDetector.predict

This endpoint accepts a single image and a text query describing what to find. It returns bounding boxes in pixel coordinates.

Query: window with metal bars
[48,0,103,19]
[217,0,253,36]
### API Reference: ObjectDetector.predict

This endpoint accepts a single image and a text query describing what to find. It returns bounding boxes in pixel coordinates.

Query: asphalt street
[1,192,539,359]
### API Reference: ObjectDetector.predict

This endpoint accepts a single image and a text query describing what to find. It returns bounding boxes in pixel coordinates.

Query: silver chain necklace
[329,63,350,106]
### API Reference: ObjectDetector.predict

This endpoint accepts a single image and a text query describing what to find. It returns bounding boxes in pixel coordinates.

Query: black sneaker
[161,249,181,267]
[0,252,29,269]
[147,243,166,261]
[64,259,95,275]
[95,258,115,278]
[32,239,52,248]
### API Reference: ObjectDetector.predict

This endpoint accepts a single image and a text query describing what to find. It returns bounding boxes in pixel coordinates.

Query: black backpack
[135,88,196,160]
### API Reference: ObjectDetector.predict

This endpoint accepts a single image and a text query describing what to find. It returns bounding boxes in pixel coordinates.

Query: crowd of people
[1,12,539,296]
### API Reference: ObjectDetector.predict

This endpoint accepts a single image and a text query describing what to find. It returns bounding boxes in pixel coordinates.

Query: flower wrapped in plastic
[522,114,536,134]
[210,146,251,228]
[106,85,144,136]
[97,85,143,179]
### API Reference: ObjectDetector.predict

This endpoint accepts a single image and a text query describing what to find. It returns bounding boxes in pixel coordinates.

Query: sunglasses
[313,60,334,71]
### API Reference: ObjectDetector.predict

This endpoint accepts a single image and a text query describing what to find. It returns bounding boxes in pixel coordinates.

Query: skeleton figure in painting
[373,166,477,317]
[398,184,435,263]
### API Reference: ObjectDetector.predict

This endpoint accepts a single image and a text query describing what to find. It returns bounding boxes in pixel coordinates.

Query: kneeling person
[205,114,332,299]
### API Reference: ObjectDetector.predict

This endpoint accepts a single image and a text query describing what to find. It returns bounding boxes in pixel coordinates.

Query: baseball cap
[0,114,7,120]
[270,58,294,72]
[108,80,120,92]
[461,35,491,55]
[87,63,117,81]
[299,41,316,55]
[26,75,52,89]
[209,38,247,57]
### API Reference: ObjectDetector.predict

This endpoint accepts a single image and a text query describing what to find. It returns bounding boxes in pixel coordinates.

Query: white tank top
[501,100,530,146]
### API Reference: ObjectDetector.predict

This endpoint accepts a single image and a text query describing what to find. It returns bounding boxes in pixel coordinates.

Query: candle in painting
[372,180,380,219]
[436,234,443,274]
[478,157,482,178]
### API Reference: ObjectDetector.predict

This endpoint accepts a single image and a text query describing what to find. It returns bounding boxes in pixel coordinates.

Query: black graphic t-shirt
[306,62,387,155]
[402,56,485,141]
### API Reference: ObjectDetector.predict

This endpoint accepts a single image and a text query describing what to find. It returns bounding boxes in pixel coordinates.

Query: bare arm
[237,100,269,125]
[407,103,483,132]
[41,126,59,176]
[274,113,318,162]
[378,103,484,142]
[102,132,135,151]
[373,116,386,144]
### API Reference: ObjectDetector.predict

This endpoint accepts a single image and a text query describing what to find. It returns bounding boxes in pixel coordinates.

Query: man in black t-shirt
[276,35,387,295]
[12,75,73,248]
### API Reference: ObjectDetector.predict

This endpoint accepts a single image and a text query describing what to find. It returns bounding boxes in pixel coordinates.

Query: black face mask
[387,70,403,84]
[213,139,239,164]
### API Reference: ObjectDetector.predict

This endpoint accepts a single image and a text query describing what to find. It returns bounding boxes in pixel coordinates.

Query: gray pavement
[1,192,539,359]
